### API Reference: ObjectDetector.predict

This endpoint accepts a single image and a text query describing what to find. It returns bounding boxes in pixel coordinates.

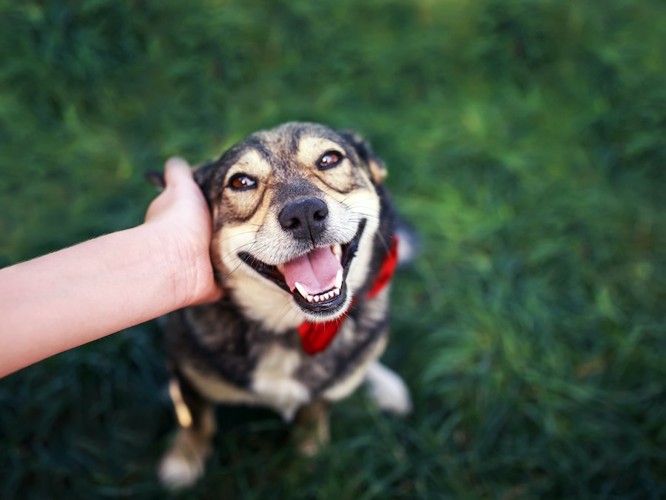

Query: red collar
[297,236,399,355]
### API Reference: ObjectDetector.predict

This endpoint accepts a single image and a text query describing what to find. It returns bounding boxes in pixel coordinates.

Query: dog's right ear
[338,130,388,184]
[144,170,166,191]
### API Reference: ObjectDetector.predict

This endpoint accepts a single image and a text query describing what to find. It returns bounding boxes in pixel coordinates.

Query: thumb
[163,157,194,188]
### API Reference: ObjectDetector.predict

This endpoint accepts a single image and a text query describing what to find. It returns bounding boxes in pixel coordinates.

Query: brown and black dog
[156,122,413,488]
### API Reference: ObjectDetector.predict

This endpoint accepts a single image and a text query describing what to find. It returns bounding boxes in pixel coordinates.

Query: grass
[1,0,666,498]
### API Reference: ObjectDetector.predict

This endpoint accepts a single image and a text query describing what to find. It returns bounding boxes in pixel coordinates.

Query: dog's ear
[144,170,166,191]
[338,130,387,184]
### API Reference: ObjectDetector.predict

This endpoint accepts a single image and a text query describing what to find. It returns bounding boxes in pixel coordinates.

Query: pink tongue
[281,247,341,295]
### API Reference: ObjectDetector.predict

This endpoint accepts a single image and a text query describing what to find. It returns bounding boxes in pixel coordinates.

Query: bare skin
[0,158,222,378]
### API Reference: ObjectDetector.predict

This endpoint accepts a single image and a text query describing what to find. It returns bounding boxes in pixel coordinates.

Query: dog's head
[195,122,388,329]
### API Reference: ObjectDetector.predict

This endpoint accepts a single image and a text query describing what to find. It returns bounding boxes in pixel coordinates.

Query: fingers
[164,157,194,189]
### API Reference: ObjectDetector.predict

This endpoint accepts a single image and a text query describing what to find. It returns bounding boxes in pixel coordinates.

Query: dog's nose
[278,198,329,241]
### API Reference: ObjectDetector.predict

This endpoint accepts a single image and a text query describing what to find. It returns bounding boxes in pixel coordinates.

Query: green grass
[2,0,666,497]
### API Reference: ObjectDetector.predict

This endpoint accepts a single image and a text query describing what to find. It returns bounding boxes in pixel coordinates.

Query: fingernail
[166,157,188,168]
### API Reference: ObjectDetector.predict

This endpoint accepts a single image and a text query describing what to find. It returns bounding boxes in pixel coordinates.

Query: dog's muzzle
[238,219,366,318]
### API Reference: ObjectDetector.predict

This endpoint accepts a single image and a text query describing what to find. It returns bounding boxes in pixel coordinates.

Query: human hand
[145,157,223,306]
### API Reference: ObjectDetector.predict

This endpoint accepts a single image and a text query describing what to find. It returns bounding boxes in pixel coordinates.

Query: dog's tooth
[314,295,321,303]
[333,287,341,296]
[335,270,343,290]
[332,244,342,261]
[323,292,331,301]
[294,282,309,300]
[307,294,314,303]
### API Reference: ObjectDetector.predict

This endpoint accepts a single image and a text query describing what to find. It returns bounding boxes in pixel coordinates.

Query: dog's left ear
[339,130,387,184]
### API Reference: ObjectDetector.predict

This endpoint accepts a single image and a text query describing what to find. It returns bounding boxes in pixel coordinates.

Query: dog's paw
[294,400,330,457]
[158,431,209,490]
[395,220,420,266]
[365,362,412,416]
[158,451,204,490]
[297,434,325,457]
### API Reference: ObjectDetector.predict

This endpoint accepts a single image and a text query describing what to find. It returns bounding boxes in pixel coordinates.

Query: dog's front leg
[294,399,330,456]
[158,376,216,489]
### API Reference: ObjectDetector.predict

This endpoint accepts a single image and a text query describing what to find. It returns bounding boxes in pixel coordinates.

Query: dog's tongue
[281,247,341,295]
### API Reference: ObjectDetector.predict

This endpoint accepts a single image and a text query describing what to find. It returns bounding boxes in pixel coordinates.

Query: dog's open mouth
[238,220,366,316]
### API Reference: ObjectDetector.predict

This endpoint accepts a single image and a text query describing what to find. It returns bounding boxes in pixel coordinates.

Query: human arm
[0,158,222,377]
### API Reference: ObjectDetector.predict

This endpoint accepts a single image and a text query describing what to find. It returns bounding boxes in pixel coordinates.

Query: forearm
[0,223,197,377]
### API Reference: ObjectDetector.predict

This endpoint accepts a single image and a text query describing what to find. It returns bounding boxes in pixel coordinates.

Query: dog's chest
[231,274,304,332]
[250,345,310,420]
[178,293,388,419]
[180,339,311,420]
[182,305,313,419]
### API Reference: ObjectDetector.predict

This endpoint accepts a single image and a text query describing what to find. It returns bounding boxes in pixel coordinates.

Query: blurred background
[1,0,665,497]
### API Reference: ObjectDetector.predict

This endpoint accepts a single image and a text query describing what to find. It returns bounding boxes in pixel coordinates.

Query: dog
[156,122,413,489]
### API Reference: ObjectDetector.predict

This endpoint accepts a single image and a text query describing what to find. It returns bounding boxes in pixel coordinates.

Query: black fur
[157,123,411,489]
[160,123,396,458]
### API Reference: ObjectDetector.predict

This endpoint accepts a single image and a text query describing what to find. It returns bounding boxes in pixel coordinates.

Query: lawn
[1,0,665,498]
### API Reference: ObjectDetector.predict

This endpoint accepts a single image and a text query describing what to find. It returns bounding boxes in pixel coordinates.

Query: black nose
[278,198,329,241]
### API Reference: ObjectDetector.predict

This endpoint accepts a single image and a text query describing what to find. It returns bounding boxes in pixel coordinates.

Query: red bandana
[297,236,399,355]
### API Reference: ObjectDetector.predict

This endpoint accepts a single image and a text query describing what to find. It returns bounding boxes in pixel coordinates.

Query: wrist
[142,220,211,309]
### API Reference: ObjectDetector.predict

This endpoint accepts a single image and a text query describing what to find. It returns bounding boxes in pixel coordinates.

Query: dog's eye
[228,173,257,191]
[317,150,343,170]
